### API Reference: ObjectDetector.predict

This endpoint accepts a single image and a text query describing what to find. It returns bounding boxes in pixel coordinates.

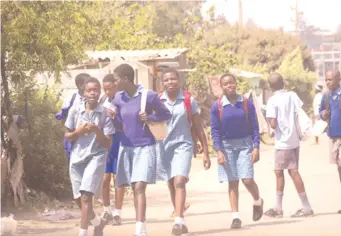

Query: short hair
[326,69,341,80]
[220,73,237,84]
[268,72,284,90]
[103,74,117,84]
[84,77,101,89]
[114,64,135,82]
[161,68,179,79]
[75,73,91,88]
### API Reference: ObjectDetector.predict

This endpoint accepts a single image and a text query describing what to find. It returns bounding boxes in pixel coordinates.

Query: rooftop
[84,48,189,62]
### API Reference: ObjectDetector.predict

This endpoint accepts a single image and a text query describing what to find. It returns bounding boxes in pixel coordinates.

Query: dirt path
[16,135,341,236]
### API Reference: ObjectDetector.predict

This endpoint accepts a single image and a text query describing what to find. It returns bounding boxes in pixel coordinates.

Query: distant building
[301,31,341,83]
[36,48,190,100]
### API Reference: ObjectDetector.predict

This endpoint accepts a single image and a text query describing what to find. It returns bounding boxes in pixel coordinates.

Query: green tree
[1,1,101,207]
[95,2,162,50]
[278,47,317,111]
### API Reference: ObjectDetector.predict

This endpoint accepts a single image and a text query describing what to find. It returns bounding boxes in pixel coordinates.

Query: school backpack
[159,91,201,157]
[55,92,77,121]
[217,95,249,123]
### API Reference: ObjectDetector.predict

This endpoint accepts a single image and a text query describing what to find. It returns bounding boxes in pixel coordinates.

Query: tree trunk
[1,12,26,208]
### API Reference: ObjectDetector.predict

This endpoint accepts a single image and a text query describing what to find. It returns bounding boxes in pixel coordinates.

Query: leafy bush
[278,47,316,113]
[12,86,72,199]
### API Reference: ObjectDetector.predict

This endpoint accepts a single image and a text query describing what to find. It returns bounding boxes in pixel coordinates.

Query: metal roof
[85,48,188,62]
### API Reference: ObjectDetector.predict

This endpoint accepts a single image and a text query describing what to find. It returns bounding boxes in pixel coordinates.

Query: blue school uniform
[157,90,200,181]
[319,87,341,137]
[103,96,122,175]
[210,95,260,182]
[55,92,84,163]
[105,132,121,175]
[113,85,172,187]
[65,103,115,199]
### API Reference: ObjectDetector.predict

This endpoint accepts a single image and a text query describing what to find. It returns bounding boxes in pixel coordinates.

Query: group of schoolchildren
[56,64,341,236]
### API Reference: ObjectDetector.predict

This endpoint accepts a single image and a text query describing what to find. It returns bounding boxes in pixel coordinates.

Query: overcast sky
[202,0,341,32]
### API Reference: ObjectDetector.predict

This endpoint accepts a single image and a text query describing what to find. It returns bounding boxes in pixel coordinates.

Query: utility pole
[291,0,303,35]
[238,0,243,27]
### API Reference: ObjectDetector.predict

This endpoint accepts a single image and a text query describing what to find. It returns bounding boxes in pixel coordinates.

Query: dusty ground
[15,135,341,236]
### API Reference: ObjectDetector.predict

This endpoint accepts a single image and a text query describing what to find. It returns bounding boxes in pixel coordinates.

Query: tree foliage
[1,1,101,206]
[278,47,317,111]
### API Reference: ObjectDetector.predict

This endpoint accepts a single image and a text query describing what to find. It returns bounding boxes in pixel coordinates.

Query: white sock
[298,192,312,212]
[253,198,262,206]
[275,192,284,211]
[174,216,185,225]
[232,212,240,219]
[104,206,112,215]
[90,216,101,227]
[79,228,88,236]
[113,208,121,217]
[135,221,146,234]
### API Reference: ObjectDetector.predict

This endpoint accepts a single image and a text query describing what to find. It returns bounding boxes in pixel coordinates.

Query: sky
[202,0,341,32]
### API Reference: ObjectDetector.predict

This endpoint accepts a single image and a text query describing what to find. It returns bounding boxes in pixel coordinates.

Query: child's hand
[88,122,99,133]
[321,110,330,121]
[107,109,116,119]
[76,123,91,135]
[139,111,148,122]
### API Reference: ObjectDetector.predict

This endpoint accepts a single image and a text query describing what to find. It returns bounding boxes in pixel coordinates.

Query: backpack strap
[218,96,223,122]
[218,95,249,123]
[183,91,192,124]
[69,92,77,108]
[98,109,107,130]
[99,95,108,105]
[324,92,330,112]
[158,93,164,103]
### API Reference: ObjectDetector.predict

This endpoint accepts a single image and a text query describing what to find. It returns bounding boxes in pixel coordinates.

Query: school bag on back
[159,91,201,157]
[141,89,168,141]
[217,95,249,123]
[55,93,77,121]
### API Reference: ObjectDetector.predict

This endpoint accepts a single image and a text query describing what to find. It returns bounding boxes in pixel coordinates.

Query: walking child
[319,69,341,214]
[99,74,126,225]
[210,74,264,229]
[157,68,211,235]
[65,77,115,236]
[112,64,171,236]
[264,72,314,218]
[56,73,91,163]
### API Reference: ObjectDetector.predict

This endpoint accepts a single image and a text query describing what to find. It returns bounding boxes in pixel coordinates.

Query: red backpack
[159,91,200,157]
[217,95,249,123]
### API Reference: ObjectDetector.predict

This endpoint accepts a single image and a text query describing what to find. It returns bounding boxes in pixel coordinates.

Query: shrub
[12,86,72,199]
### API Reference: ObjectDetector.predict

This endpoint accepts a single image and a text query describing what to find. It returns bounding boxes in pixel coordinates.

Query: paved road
[17,135,341,236]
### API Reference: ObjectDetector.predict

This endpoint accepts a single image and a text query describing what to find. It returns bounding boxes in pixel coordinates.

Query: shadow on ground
[122,210,231,225]
[17,226,73,235]
[189,220,301,235]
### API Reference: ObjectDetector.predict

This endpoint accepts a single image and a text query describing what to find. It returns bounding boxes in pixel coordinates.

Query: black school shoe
[93,219,106,236]
[231,218,242,229]
[112,215,122,226]
[101,211,114,224]
[172,224,188,235]
[338,210,341,214]
[253,198,264,221]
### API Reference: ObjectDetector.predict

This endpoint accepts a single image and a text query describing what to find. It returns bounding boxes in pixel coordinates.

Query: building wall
[141,53,188,93]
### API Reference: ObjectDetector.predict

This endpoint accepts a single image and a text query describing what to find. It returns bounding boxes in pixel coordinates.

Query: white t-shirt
[313,92,323,116]
[266,90,303,150]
